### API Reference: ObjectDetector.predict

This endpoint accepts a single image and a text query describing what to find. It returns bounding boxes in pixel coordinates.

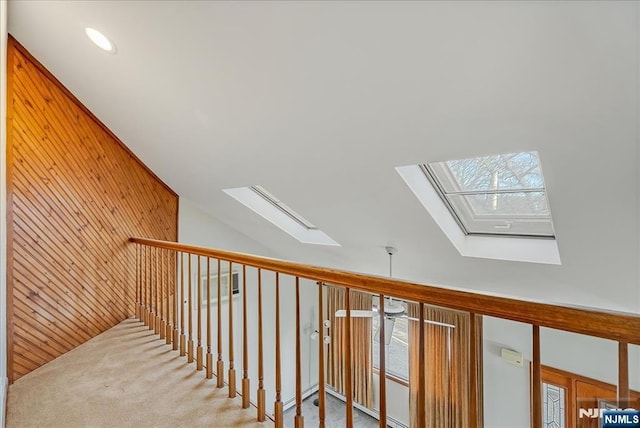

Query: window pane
[543,382,566,428]
[423,151,556,238]
[387,318,409,379]
[448,192,550,217]
[430,151,544,193]
[372,315,409,380]
[447,193,554,236]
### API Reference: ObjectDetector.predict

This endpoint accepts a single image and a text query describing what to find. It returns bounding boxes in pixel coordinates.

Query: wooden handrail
[130,238,640,345]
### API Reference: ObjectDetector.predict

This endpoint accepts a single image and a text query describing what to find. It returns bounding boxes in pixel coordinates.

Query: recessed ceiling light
[85,28,117,53]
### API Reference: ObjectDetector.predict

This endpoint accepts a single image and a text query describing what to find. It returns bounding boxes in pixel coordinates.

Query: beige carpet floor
[6,318,272,428]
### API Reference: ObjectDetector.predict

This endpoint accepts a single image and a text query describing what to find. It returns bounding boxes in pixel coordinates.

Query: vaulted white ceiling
[7,1,640,312]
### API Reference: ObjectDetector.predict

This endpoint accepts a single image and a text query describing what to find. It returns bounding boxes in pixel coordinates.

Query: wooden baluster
[228,261,236,398]
[196,256,203,371]
[155,247,161,335]
[217,259,224,388]
[294,277,304,428]
[242,265,250,409]
[165,250,172,344]
[469,312,479,428]
[418,302,426,428]
[257,268,266,422]
[206,258,213,379]
[173,251,179,350]
[161,250,166,339]
[144,247,148,326]
[135,244,140,319]
[137,245,142,320]
[532,325,542,428]
[618,342,630,408]
[147,246,152,328]
[187,254,194,363]
[151,247,156,331]
[378,294,387,428]
[344,288,353,428]
[180,252,186,356]
[159,249,166,339]
[142,246,146,324]
[317,282,326,428]
[138,245,143,320]
[274,272,284,428]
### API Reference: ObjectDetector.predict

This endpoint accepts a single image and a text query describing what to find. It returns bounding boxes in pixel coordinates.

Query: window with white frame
[422,151,555,238]
[372,312,409,381]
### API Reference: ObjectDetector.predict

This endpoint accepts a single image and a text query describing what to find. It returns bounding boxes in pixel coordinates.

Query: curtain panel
[326,285,374,409]
[407,305,478,428]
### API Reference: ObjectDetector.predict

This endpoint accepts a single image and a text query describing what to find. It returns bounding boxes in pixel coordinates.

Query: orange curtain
[326,285,374,409]
[408,305,475,428]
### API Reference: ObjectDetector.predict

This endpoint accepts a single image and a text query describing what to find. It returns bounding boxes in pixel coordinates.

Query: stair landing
[6,318,270,428]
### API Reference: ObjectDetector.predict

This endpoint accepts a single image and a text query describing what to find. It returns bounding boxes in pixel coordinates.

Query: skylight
[423,151,555,238]
[395,152,561,264]
[249,185,317,230]
[223,186,340,246]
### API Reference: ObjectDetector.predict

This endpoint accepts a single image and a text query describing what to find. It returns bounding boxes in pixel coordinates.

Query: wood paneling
[6,37,178,382]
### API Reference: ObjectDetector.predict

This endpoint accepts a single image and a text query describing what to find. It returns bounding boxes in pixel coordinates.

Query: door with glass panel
[540,368,573,428]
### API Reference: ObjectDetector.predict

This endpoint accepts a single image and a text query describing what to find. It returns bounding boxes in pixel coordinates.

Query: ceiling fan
[334,246,454,345]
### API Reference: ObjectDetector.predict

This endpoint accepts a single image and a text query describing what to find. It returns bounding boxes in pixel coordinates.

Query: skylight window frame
[395,164,561,264]
[223,185,340,247]
[420,155,555,239]
[250,185,317,231]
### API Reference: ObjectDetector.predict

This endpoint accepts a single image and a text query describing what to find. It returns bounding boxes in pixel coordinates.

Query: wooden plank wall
[6,37,179,382]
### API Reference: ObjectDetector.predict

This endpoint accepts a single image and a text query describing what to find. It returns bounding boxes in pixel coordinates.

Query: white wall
[178,197,319,420]
[0,1,9,425]
[483,318,533,428]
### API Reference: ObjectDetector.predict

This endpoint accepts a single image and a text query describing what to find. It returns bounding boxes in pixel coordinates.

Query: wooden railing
[131,237,640,428]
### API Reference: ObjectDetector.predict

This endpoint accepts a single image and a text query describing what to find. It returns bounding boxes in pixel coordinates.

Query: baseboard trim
[283,384,319,412]
[325,386,409,428]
